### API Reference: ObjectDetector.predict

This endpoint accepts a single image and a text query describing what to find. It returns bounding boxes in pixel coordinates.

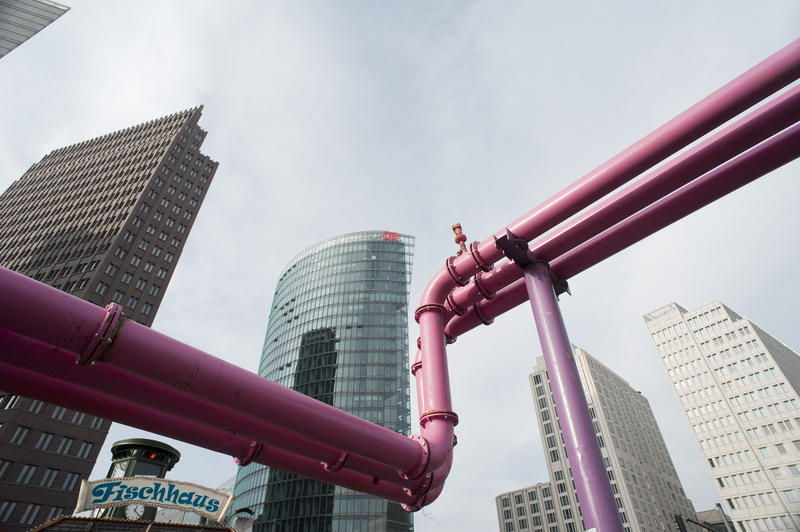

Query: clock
[125,504,145,520]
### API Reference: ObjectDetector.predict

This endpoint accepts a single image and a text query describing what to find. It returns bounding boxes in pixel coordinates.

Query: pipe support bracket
[77,302,123,366]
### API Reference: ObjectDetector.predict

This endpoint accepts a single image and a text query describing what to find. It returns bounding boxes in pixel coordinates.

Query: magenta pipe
[524,262,623,532]
[0,268,423,475]
[0,328,423,489]
[447,122,800,338]
[435,35,800,292]
[552,121,800,280]
[0,362,418,505]
[445,84,800,318]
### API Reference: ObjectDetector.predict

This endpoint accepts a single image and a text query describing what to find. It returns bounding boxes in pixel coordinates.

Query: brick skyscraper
[0,106,218,531]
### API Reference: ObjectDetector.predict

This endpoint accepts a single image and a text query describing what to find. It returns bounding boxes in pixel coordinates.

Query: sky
[1,1,800,530]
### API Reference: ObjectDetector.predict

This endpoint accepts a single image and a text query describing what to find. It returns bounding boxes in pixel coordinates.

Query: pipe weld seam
[77,302,124,366]
[445,293,466,316]
[414,303,446,323]
[399,435,430,480]
[469,241,493,272]
[445,256,470,286]
[234,441,263,467]
[473,303,494,326]
[473,271,496,300]
[419,409,459,427]
[321,451,349,472]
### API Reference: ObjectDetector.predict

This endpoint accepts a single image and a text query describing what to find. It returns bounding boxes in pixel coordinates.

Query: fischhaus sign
[75,477,234,522]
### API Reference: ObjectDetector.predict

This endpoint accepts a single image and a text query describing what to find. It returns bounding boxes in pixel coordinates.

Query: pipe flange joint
[473,271,496,300]
[420,409,459,427]
[322,451,349,472]
[445,256,470,286]
[411,359,423,376]
[445,292,467,316]
[77,302,124,366]
[403,471,434,498]
[414,303,446,323]
[399,435,430,481]
[234,441,262,466]
[401,494,427,513]
[445,334,456,345]
[473,303,494,326]
[469,241,492,272]
[416,337,422,349]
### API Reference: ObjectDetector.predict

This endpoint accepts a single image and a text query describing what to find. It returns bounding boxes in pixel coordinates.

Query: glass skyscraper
[232,231,415,532]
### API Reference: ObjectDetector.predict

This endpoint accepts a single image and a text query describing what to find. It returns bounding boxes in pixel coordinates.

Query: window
[146,225,156,235]
[34,432,53,450]
[111,290,124,303]
[141,303,153,316]
[51,406,66,420]
[77,441,93,459]
[143,261,154,273]
[10,426,30,445]
[138,240,149,251]
[45,507,64,521]
[123,231,135,243]
[19,503,41,525]
[177,223,186,234]
[114,246,127,259]
[62,472,80,491]
[152,246,162,257]
[788,464,800,476]
[130,255,142,267]
[164,252,174,263]
[120,272,133,285]
[126,297,139,310]
[27,400,43,414]
[170,237,181,248]
[56,437,74,455]
[148,285,161,297]
[154,210,164,221]
[16,464,37,484]
[157,268,167,279]
[95,281,109,295]
[0,502,17,522]
[40,468,58,488]
[165,218,175,228]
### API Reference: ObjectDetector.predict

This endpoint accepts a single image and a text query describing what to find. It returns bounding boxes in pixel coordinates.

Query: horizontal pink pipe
[438,36,800,287]
[447,123,800,337]
[0,329,425,491]
[0,362,417,506]
[0,268,423,475]
[445,83,800,319]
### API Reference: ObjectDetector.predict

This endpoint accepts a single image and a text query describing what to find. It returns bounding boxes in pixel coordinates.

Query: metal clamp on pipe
[494,230,570,296]
[322,451,349,472]
[77,302,124,366]
[234,441,263,466]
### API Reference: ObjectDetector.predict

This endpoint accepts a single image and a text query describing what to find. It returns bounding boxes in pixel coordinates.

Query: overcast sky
[2,1,800,530]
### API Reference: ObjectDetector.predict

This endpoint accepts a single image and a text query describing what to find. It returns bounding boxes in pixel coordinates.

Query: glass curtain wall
[232,231,415,532]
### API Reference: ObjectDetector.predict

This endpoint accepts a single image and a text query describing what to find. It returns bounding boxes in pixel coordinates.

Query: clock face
[125,504,145,520]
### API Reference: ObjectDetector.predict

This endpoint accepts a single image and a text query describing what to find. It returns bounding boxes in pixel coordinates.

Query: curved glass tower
[232,231,415,532]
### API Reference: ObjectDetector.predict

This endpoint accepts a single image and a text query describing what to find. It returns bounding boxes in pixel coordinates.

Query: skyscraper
[0,0,69,59]
[231,231,414,532]
[495,346,695,532]
[644,301,800,531]
[0,106,218,531]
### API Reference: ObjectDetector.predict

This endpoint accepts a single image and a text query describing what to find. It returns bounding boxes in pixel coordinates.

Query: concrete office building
[496,346,695,532]
[0,107,218,531]
[231,231,415,532]
[0,0,69,58]
[644,301,800,531]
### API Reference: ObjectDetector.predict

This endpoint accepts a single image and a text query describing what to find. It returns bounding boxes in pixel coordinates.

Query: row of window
[0,501,64,526]
[8,426,94,459]
[0,460,81,491]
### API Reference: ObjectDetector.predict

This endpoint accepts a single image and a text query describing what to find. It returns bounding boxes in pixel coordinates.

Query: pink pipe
[0,328,424,490]
[446,122,800,338]
[444,82,800,318]
[0,362,418,506]
[0,268,423,475]
[433,35,800,295]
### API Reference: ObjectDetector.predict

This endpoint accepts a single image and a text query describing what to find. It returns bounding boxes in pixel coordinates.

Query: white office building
[644,301,800,531]
[496,346,695,532]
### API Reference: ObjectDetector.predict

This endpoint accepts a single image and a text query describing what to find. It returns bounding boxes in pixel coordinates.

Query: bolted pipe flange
[473,303,494,326]
[445,256,470,286]
[77,302,124,366]
[321,451,349,472]
[445,292,467,316]
[420,409,459,427]
[234,441,263,466]
[414,303,446,323]
[411,359,423,376]
[469,241,493,272]
[473,271,496,300]
[399,435,430,480]
[403,471,433,498]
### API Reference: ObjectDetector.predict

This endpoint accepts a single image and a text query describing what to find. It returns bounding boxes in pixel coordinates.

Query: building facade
[0,107,218,531]
[0,0,69,59]
[231,231,415,532]
[644,301,800,532]
[496,346,695,532]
